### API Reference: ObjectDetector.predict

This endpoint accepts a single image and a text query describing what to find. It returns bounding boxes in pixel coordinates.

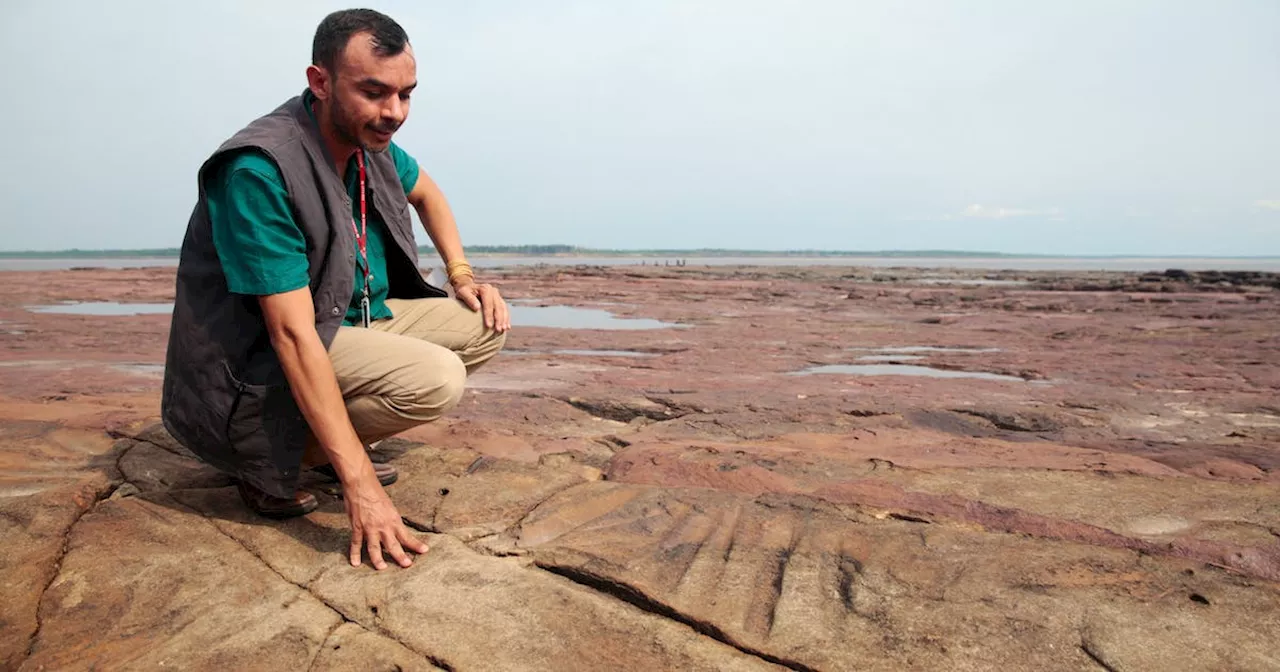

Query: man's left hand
[453,280,511,333]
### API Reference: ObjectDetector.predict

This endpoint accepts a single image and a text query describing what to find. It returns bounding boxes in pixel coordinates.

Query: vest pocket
[222,361,308,469]
[224,362,269,450]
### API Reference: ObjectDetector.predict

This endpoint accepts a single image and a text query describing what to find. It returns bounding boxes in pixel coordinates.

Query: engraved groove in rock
[535,561,817,672]
[654,503,716,593]
[722,504,745,564]
[836,554,864,614]
[765,511,808,636]
[741,513,797,638]
[671,506,731,596]
[517,484,645,548]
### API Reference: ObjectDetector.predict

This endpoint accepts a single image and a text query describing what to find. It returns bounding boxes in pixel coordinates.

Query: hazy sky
[2,1,1277,254]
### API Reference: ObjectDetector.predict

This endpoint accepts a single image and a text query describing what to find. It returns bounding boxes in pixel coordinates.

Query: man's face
[322,32,417,152]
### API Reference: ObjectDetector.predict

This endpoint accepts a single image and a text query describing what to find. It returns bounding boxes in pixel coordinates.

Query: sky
[1,1,1277,255]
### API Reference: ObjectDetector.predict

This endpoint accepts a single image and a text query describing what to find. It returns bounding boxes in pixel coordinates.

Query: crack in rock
[165,495,458,672]
[535,561,817,672]
[23,441,128,664]
[306,620,346,672]
[563,396,690,423]
[401,516,438,534]
[511,481,596,533]
[1080,638,1120,672]
[951,408,1061,432]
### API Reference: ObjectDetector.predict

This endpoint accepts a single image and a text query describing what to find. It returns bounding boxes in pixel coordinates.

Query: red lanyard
[353,151,369,285]
[354,151,371,326]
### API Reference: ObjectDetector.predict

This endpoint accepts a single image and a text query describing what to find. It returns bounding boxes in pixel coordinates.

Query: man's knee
[387,352,467,419]
[463,325,507,372]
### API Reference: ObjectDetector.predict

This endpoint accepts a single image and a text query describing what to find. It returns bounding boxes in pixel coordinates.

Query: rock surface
[1,263,1278,670]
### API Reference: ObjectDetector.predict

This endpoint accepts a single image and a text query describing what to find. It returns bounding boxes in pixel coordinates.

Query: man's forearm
[265,307,375,486]
[410,171,466,266]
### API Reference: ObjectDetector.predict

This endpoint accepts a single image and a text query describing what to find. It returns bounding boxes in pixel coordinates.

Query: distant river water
[2,256,1279,273]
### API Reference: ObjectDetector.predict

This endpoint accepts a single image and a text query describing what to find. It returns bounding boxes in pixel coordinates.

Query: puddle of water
[0,359,167,376]
[850,346,1001,354]
[113,363,165,376]
[553,349,656,357]
[29,302,174,316]
[511,305,680,330]
[793,364,1027,382]
[856,354,926,362]
[27,301,680,331]
[913,278,1028,286]
[22,300,680,329]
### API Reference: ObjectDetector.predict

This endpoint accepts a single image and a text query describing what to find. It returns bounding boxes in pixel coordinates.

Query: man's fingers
[349,530,363,567]
[367,537,387,570]
[482,288,497,329]
[384,533,413,568]
[483,286,508,332]
[497,297,511,332]
[458,286,481,312]
[399,525,430,555]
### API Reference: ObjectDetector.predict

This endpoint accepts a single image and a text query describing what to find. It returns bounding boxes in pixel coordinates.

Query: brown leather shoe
[237,480,319,519]
[311,462,398,487]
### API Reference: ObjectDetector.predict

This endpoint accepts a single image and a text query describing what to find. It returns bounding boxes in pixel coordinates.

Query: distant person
[161,9,509,570]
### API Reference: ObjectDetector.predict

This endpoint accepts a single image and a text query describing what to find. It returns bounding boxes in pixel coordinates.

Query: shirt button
[332,306,341,316]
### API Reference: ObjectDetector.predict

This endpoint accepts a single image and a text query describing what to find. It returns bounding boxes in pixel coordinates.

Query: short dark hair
[312,9,410,72]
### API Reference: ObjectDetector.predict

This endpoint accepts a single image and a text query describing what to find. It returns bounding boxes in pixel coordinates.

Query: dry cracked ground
[1,264,1278,671]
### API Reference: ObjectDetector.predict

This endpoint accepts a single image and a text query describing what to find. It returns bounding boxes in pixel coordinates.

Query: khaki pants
[309,297,505,457]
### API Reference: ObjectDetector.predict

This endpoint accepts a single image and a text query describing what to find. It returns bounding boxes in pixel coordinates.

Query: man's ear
[306,64,332,101]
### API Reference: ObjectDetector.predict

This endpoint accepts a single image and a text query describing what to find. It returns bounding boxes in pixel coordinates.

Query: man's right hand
[259,287,428,569]
[343,468,429,569]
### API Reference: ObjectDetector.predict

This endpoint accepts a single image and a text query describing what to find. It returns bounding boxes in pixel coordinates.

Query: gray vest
[161,91,445,498]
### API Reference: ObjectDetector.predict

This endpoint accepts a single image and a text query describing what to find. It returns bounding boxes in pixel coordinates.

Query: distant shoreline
[1,247,1278,261]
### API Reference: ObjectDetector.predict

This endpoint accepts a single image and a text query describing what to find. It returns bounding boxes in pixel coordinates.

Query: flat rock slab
[22,495,342,671]
[517,481,1280,671]
[3,265,1280,670]
[108,486,777,672]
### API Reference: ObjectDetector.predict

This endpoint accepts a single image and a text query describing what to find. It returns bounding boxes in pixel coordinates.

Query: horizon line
[0,246,1279,260]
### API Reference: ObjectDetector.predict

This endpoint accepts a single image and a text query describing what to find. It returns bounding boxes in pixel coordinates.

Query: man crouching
[161,9,508,570]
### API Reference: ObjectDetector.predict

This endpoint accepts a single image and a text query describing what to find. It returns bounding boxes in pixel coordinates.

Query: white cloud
[1252,200,1280,211]
[960,204,1062,219]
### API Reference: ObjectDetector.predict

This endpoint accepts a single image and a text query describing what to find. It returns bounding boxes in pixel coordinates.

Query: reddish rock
[1,264,1278,669]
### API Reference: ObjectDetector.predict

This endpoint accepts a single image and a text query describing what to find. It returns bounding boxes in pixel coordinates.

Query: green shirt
[206,107,420,326]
